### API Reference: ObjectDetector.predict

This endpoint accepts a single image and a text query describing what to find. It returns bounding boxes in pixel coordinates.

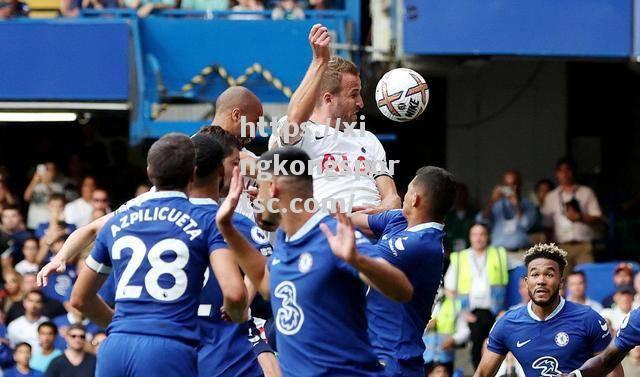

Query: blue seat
[506,265,527,308]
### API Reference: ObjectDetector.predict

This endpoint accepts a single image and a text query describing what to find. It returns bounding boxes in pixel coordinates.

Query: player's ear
[146,165,153,182]
[322,91,332,105]
[231,108,242,123]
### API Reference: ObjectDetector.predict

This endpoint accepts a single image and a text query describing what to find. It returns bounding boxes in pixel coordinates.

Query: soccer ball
[375,68,429,122]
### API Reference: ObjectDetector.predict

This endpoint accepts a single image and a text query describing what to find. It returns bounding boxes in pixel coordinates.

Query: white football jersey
[273,118,390,209]
[234,147,258,220]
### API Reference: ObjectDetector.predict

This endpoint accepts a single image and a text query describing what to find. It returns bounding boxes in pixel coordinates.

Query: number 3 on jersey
[112,235,189,301]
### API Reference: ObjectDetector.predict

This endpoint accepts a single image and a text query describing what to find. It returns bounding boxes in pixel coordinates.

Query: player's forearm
[379,193,401,211]
[223,296,249,323]
[354,254,413,302]
[349,213,372,235]
[218,223,270,299]
[57,214,112,263]
[578,349,627,377]
[284,59,327,139]
[257,352,282,377]
[72,293,114,328]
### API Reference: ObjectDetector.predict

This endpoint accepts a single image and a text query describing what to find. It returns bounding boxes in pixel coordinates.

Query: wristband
[571,370,583,377]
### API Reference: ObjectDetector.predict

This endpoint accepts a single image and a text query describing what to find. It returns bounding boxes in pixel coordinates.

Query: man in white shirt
[274,24,400,214]
[566,270,604,313]
[7,290,49,353]
[541,158,602,274]
[64,176,96,228]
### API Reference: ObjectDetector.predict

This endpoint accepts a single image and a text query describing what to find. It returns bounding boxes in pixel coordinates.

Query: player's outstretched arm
[37,212,113,288]
[472,348,506,377]
[349,213,373,236]
[70,267,113,328]
[281,24,331,145]
[320,210,413,302]
[558,346,627,377]
[216,167,271,300]
[210,249,249,323]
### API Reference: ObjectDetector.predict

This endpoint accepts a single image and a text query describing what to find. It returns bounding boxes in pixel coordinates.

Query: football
[375,68,429,122]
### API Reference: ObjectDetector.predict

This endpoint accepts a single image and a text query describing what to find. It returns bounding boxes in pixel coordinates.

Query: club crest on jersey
[532,356,561,377]
[298,252,313,273]
[554,331,569,347]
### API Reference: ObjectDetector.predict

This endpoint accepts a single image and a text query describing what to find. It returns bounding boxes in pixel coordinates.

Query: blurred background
[0,1,640,376]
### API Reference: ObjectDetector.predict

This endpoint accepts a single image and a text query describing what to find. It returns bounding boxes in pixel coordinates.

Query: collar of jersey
[136,190,187,204]
[527,296,565,322]
[407,222,444,232]
[285,210,330,243]
[189,197,218,206]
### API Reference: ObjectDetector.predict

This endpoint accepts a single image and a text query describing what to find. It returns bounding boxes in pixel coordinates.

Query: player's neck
[406,214,440,229]
[531,295,561,320]
[189,184,220,202]
[210,119,234,135]
[309,111,339,128]
[281,208,315,238]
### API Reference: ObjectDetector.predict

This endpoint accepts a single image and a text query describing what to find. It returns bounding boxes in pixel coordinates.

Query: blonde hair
[524,243,568,273]
[320,56,359,97]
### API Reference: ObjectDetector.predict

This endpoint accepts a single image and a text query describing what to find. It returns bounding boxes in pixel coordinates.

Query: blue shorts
[198,342,263,377]
[97,333,198,377]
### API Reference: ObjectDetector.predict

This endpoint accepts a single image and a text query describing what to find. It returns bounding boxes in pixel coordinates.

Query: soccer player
[349,166,457,377]
[215,146,413,376]
[274,24,401,214]
[473,244,623,377]
[69,133,248,377]
[557,307,640,377]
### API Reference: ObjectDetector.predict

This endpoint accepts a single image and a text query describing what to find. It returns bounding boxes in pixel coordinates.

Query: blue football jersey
[366,210,445,375]
[615,308,640,352]
[488,298,611,375]
[268,211,383,377]
[190,198,269,377]
[86,191,224,344]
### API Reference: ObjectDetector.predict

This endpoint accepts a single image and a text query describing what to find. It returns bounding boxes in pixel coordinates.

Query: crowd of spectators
[422,157,640,377]
[0,0,335,19]
[0,159,147,376]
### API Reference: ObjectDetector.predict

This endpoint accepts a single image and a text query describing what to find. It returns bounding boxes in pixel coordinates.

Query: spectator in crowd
[600,285,634,333]
[40,238,77,304]
[14,238,40,276]
[229,0,264,19]
[622,346,640,376]
[0,180,16,213]
[307,0,330,10]
[565,270,603,312]
[134,183,151,197]
[633,272,640,309]
[44,324,96,377]
[7,290,49,353]
[426,363,450,377]
[0,0,28,19]
[0,315,14,371]
[477,170,537,261]
[35,195,77,240]
[508,277,530,310]
[90,189,110,215]
[59,0,79,17]
[4,343,42,377]
[24,163,65,230]
[6,274,65,324]
[541,158,602,274]
[1,205,32,262]
[423,293,469,376]
[80,0,120,11]
[1,272,23,313]
[53,303,101,349]
[602,262,634,308]
[444,183,475,254]
[63,177,96,228]
[181,0,227,11]
[124,0,177,18]
[532,179,554,208]
[271,0,304,19]
[30,322,62,373]
[444,223,510,368]
[88,331,106,354]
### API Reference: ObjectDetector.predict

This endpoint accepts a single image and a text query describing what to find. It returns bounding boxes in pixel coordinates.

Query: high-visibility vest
[434,297,461,335]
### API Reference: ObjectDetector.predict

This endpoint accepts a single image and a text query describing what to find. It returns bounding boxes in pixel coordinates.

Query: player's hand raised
[320,206,357,265]
[216,166,243,227]
[309,24,331,63]
[37,258,67,287]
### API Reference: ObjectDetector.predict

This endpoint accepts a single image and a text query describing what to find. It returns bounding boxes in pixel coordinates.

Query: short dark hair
[38,321,58,334]
[258,147,313,183]
[413,166,456,219]
[48,193,65,204]
[147,133,196,190]
[25,289,44,301]
[524,243,568,275]
[535,178,555,192]
[567,270,586,280]
[23,236,38,246]
[555,157,577,172]
[191,134,225,180]
[14,342,31,353]
[1,204,20,213]
[67,323,87,334]
[197,125,241,157]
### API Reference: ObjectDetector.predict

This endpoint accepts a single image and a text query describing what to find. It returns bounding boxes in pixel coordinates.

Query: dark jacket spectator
[44,324,96,377]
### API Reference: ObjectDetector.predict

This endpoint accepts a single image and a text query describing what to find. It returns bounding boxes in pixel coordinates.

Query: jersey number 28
[112,235,189,301]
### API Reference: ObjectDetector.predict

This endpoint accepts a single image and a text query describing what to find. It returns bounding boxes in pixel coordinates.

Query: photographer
[477,170,537,262]
[24,163,65,230]
[541,158,602,275]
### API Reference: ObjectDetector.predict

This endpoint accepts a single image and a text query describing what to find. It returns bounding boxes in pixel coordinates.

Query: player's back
[89,191,213,344]
[269,211,383,376]
[365,210,445,376]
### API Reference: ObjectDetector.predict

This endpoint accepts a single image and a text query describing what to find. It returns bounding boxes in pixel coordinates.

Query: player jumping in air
[473,243,623,377]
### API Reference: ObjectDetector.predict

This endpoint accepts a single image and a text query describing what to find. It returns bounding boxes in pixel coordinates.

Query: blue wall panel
[404,0,632,57]
[0,20,130,100]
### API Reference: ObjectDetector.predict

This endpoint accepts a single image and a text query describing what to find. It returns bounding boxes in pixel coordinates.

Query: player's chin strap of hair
[571,369,583,377]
